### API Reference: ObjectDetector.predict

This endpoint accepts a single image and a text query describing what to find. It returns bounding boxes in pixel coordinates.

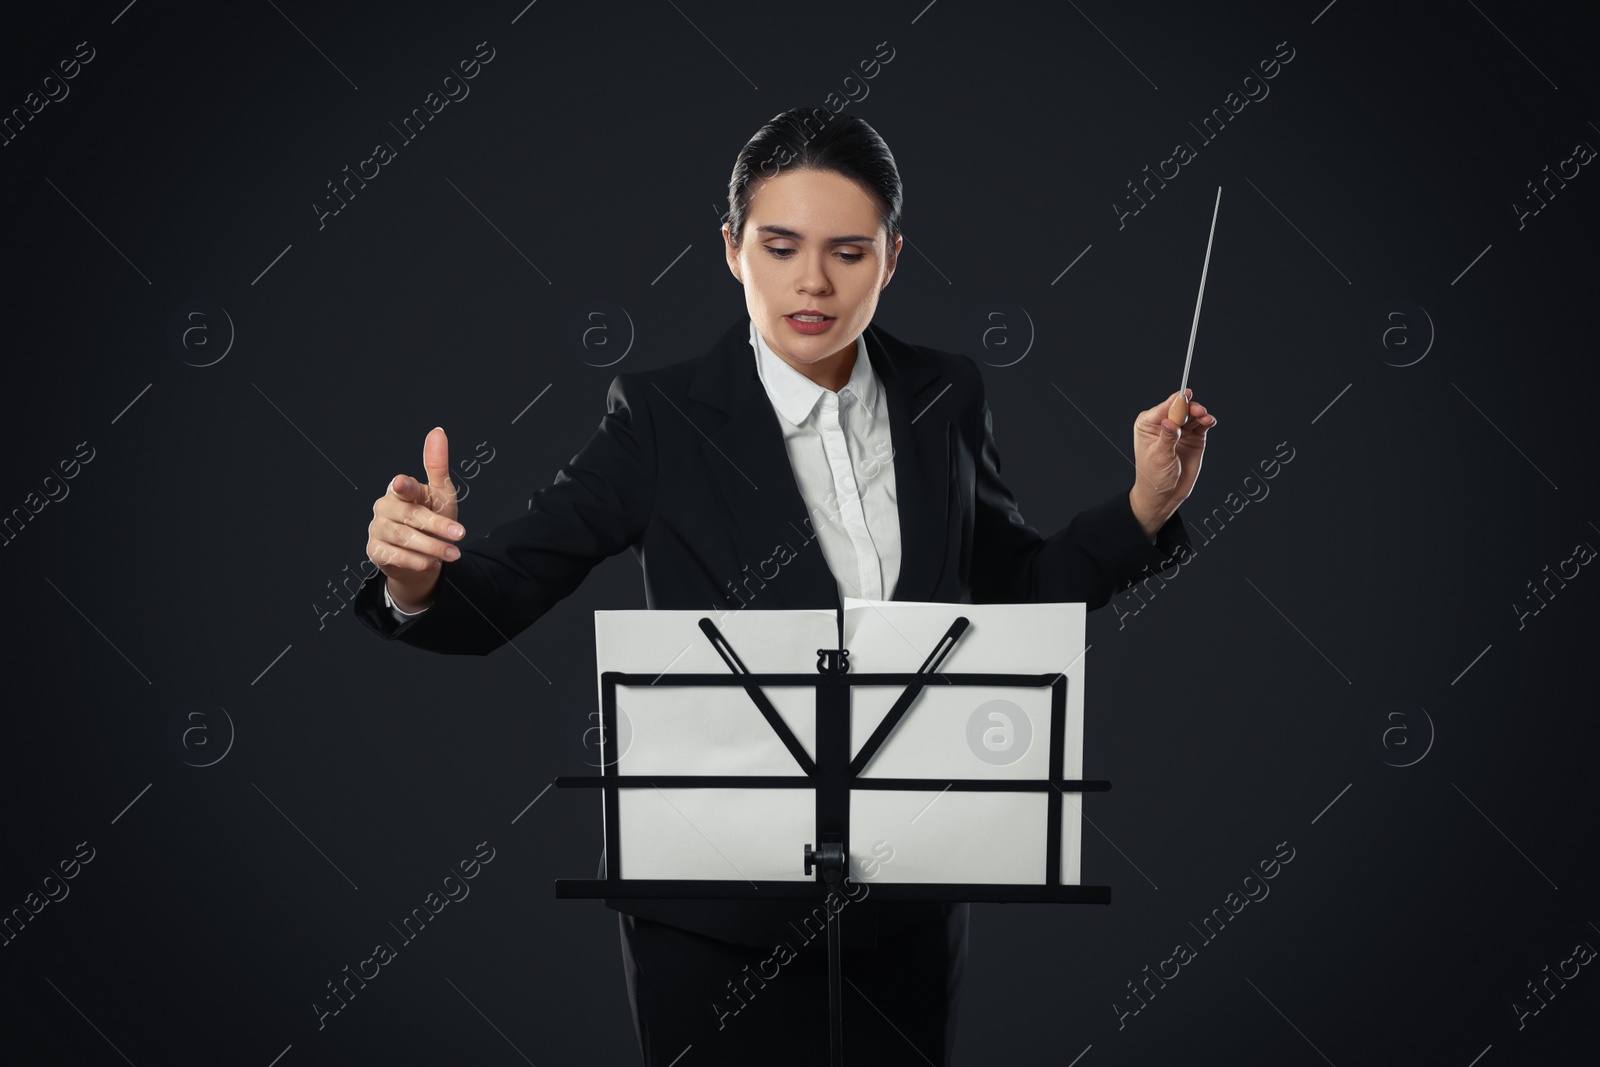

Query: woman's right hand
[366,427,467,612]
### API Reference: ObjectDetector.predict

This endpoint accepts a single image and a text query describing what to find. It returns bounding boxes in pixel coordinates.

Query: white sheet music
[593,599,1088,886]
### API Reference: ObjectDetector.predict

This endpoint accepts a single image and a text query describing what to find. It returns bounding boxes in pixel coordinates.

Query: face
[723,167,902,384]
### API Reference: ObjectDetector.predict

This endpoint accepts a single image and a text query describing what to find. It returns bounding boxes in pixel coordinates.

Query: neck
[771,335,856,393]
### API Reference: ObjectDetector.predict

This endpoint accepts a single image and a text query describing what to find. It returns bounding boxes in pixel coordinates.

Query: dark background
[3,1,1595,1063]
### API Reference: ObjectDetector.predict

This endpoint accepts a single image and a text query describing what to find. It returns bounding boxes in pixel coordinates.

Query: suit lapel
[685,317,953,609]
[867,320,954,604]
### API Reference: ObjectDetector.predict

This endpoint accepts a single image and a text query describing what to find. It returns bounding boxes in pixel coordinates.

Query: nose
[796,250,832,296]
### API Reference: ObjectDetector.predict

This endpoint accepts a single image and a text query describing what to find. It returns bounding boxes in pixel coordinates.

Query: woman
[355,107,1214,1065]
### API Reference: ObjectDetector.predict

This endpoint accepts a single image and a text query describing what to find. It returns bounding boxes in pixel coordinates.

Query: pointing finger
[423,427,456,498]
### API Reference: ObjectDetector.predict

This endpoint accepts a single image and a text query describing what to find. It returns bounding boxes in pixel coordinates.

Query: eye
[764,247,867,263]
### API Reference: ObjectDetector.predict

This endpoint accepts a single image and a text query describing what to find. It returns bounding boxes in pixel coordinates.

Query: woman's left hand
[1129,388,1216,539]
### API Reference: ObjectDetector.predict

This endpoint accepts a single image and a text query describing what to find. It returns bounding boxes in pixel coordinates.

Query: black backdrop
[3,1,1596,1064]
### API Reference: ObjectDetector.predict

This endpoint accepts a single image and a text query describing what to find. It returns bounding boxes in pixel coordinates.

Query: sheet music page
[841,598,1088,886]
[595,607,836,881]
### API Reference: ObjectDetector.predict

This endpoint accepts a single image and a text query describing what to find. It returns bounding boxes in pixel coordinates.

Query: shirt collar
[749,318,877,427]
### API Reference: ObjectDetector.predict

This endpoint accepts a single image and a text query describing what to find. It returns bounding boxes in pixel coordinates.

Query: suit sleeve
[967,367,1190,610]
[349,372,656,655]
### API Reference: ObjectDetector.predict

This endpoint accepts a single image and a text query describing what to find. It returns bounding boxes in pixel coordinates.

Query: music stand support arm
[804,836,846,1067]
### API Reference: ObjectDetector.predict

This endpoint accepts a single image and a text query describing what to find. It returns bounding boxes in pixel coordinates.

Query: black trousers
[618,902,969,1065]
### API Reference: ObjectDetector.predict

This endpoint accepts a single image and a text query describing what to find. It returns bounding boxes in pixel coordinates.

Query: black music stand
[557,599,1110,1066]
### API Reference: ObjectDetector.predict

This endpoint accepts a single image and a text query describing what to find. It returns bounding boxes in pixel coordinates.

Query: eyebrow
[755,224,876,244]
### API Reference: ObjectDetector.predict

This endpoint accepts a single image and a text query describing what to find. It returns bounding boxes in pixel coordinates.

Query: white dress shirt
[748,318,900,602]
[383,318,901,620]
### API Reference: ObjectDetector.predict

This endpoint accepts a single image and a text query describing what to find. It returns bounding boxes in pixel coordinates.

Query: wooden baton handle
[1167,391,1190,428]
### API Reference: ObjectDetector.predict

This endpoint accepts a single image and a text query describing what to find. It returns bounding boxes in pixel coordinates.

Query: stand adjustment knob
[804,840,845,883]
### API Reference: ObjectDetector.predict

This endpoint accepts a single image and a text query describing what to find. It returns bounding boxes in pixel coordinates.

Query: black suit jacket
[351,314,1189,949]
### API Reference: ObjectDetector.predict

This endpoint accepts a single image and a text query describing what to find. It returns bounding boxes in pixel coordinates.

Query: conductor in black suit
[352,107,1215,1065]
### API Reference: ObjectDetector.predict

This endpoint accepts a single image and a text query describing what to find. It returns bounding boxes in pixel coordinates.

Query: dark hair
[725,107,903,250]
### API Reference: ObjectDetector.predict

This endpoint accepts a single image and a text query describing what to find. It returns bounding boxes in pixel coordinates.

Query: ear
[881,232,903,289]
[722,222,742,283]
